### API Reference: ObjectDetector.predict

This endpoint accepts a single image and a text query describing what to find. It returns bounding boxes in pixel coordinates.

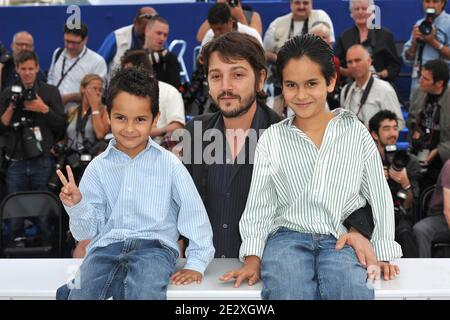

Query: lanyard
[75,105,91,141]
[353,76,375,117]
[56,47,87,88]
[288,18,309,40]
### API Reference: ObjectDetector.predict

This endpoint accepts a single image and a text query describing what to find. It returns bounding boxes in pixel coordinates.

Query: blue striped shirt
[239,109,403,262]
[65,137,215,274]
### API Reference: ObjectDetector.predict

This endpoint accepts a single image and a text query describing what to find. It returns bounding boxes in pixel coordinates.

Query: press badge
[33,126,43,141]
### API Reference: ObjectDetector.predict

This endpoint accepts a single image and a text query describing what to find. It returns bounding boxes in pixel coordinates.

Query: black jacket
[153,51,181,89]
[0,81,66,160]
[184,103,374,257]
[335,26,401,82]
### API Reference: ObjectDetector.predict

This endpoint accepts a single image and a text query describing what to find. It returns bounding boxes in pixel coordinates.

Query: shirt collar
[286,108,355,129]
[102,136,161,159]
[352,76,372,91]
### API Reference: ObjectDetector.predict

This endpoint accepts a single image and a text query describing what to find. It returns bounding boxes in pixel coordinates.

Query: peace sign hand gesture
[56,165,82,207]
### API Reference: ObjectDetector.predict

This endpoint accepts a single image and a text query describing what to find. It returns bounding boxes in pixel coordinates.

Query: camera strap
[56,47,88,88]
[288,17,309,40]
[353,76,375,118]
[75,106,91,141]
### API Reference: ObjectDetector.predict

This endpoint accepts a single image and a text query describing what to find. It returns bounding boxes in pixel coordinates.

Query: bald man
[98,6,157,80]
[340,44,405,129]
[0,31,46,91]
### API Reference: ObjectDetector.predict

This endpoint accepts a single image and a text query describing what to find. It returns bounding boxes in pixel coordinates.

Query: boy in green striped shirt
[221,34,402,299]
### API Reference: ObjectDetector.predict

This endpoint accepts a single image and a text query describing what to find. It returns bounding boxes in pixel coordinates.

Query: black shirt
[0,81,66,160]
[335,26,401,82]
[185,103,280,258]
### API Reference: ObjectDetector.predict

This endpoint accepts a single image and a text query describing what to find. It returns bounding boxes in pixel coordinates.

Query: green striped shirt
[239,109,403,262]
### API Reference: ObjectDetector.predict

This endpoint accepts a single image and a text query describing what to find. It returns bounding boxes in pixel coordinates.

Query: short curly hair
[106,67,159,118]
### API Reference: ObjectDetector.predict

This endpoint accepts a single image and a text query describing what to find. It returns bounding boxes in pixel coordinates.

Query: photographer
[196,0,263,43]
[49,73,110,190]
[0,31,46,92]
[402,0,450,98]
[408,59,450,191]
[369,110,421,257]
[0,50,65,242]
[143,15,181,89]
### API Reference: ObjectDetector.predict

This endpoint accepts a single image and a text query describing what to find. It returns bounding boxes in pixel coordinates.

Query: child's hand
[219,255,260,288]
[170,269,203,285]
[56,165,82,207]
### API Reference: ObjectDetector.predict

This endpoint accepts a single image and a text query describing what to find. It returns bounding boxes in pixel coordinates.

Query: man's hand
[426,148,439,165]
[412,25,424,43]
[336,228,381,280]
[422,25,437,45]
[388,167,410,189]
[378,261,400,281]
[219,255,260,288]
[376,69,389,79]
[56,165,82,207]
[171,269,203,285]
[23,94,49,113]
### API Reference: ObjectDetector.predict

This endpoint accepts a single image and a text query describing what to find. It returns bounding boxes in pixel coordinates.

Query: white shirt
[263,9,335,52]
[201,22,263,48]
[47,46,107,111]
[157,81,185,128]
[340,77,405,129]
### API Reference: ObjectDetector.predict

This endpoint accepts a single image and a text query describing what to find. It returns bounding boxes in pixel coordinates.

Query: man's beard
[212,90,256,119]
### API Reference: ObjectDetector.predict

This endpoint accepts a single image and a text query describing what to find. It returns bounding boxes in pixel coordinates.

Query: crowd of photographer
[0,0,448,260]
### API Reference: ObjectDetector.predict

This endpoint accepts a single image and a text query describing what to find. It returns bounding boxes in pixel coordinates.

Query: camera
[228,0,239,7]
[12,117,43,159]
[180,64,208,115]
[419,8,436,36]
[384,144,411,211]
[148,49,168,65]
[9,85,37,110]
[47,139,109,190]
[385,145,410,172]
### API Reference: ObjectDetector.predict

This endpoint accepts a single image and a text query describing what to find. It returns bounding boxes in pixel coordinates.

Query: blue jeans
[6,155,55,241]
[56,238,178,300]
[260,228,374,300]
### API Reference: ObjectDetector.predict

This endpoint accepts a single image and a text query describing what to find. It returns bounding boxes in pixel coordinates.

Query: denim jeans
[56,238,178,300]
[6,155,55,241]
[260,227,374,300]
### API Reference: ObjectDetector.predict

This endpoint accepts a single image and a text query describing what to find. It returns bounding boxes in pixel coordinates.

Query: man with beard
[181,32,398,280]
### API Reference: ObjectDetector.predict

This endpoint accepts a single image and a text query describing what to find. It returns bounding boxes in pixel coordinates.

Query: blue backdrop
[0,0,448,99]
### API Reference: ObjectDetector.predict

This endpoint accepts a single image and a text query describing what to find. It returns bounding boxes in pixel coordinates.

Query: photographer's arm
[1,103,14,127]
[61,93,81,106]
[196,20,210,44]
[90,108,110,140]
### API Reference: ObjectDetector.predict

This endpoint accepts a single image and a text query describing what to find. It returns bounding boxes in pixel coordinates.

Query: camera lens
[419,20,433,36]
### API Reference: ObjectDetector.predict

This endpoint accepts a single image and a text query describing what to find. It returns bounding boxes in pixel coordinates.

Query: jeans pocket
[157,240,179,262]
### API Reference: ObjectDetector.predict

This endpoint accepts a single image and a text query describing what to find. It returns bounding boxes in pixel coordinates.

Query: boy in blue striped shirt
[56,68,214,300]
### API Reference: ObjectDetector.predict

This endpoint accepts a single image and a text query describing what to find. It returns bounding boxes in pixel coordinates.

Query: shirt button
[226,158,231,164]
[223,224,228,229]
[221,255,226,258]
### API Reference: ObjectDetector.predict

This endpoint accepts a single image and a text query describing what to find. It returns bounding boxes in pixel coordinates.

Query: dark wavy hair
[106,67,159,118]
